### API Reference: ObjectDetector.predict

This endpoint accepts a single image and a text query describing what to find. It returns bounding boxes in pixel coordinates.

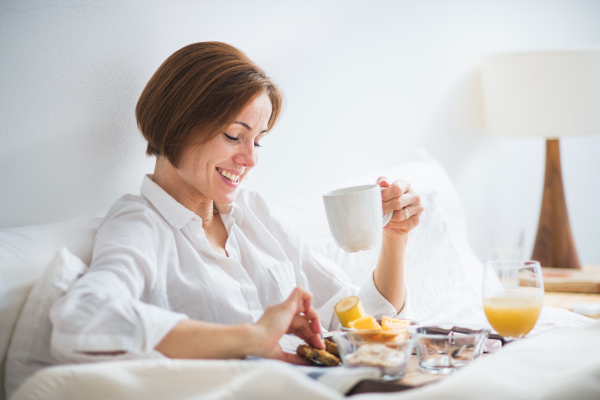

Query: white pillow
[274,150,485,323]
[5,247,88,399]
[0,216,101,399]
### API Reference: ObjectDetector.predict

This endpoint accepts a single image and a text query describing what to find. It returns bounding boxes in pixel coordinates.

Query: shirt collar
[140,174,244,229]
[141,175,196,230]
[216,201,244,227]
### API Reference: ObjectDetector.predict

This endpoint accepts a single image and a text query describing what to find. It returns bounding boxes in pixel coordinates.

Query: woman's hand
[371,177,422,312]
[155,287,322,363]
[249,287,324,365]
[377,177,424,239]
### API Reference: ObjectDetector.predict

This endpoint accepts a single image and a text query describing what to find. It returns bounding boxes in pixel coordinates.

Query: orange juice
[483,293,543,338]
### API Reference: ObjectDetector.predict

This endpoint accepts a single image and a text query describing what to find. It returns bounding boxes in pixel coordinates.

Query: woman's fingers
[284,287,304,312]
[376,176,390,188]
[288,314,324,349]
[379,179,410,202]
[292,287,322,336]
[378,180,423,219]
[302,300,322,337]
[288,314,313,338]
[375,177,424,235]
[261,343,313,366]
[383,191,419,211]
[280,351,313,366]
[386,215,421,230]
[251,287,324,364]
[284,288,324,348]
[390,203,425,222]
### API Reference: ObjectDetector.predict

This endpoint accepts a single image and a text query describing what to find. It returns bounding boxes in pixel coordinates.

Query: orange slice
[381,316,411,331]
[348,316,382,330]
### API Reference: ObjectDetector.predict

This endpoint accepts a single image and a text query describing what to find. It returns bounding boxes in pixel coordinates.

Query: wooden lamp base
[531,139,581,269]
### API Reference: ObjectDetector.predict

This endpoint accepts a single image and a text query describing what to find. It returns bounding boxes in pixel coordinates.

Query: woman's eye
[224,133,261,147]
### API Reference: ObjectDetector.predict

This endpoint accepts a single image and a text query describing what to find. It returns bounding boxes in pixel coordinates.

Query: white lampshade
[482,48,600,137]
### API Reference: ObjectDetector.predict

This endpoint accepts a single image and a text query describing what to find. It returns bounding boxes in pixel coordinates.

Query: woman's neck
[152,156,216,223]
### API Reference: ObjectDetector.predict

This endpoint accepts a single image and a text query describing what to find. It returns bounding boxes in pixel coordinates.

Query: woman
[50,42,423,364]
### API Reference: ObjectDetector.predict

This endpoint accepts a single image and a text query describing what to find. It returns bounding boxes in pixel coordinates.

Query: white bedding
[12,359,336,400]
[12,322,600,400]
[2,152,597,399]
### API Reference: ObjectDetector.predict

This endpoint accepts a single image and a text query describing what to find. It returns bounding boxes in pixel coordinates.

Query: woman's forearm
[155,286,322,361]
[155,319,255,359]
[373,233,408,312]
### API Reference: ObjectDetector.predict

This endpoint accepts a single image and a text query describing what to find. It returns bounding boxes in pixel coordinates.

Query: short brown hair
[136,42,283,167]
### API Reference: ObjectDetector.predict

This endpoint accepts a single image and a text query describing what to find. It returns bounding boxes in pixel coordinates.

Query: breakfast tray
[346,355,443,395]
[322,328,503,396]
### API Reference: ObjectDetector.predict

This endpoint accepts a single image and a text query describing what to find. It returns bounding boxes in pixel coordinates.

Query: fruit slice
[348,315,382,330]
[334,296,367,328]
[381,316,412,331]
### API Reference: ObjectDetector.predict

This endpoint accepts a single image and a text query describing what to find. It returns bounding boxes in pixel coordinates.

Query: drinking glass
[482,260,544,340]
[489,229,525,261]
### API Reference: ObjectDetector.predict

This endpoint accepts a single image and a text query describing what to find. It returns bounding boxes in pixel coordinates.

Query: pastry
[296,344,341,366]
[324,338,340,358]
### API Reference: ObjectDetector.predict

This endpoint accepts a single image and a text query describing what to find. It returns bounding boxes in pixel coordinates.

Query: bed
[0,151,595,400]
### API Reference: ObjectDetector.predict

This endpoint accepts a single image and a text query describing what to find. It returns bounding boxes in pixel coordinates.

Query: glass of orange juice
[482,260,544,340]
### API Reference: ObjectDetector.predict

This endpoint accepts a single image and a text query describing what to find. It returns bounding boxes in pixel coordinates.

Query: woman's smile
[216,167,241,185]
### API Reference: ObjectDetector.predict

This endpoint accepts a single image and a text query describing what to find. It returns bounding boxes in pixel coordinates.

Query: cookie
[296,344,341,366]
[324,338,340,358]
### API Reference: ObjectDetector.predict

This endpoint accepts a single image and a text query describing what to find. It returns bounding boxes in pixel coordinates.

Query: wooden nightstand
[543,265,600,319]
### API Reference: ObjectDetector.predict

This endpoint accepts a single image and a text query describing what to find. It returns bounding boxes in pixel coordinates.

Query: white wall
[2,0,599,265]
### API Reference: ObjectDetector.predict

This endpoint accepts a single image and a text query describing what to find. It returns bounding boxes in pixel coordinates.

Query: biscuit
[296,344,341,366]
[324,338,340,358]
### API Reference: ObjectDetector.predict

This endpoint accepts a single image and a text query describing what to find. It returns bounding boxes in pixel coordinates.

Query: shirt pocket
[269,262,297,301]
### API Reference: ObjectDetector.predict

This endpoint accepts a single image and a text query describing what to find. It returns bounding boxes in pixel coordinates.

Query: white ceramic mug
[322,184,393,252]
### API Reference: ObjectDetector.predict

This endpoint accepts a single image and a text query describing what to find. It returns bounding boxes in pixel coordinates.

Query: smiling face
[173,92,272,205]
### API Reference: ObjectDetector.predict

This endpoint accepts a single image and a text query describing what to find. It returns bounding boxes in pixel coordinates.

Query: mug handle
[380,187,393,227]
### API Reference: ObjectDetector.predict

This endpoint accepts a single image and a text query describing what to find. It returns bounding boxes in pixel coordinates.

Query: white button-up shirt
[50,175,409,361]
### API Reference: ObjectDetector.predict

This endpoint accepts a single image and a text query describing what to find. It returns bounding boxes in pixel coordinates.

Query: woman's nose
[234,141,257,168]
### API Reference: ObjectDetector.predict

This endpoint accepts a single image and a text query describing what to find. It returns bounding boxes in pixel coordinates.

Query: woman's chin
[214,191,237,206]
[213,174,246,205]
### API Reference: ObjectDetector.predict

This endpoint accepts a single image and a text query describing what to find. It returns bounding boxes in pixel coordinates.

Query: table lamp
[481,48,600,269]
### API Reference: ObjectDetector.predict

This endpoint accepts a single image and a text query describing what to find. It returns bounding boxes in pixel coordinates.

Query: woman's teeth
[219,169,239,182]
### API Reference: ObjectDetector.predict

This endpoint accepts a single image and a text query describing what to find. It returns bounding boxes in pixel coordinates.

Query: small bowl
[341,317,419,342]
[409,324,490,374]
[333,332,414,380]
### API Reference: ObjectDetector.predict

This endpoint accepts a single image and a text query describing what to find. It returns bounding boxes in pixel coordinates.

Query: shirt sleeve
[247,191,411,331]
[50,200,188,363]
[358,273,412,320]
[306,251,412,330]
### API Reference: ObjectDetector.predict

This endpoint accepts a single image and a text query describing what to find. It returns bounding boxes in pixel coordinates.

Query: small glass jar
[409,324,490,374]
[333,332,414,380]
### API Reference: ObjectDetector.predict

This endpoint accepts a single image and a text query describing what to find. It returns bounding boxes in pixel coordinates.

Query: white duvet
[12,322,600,400]
[6,154,599,399]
